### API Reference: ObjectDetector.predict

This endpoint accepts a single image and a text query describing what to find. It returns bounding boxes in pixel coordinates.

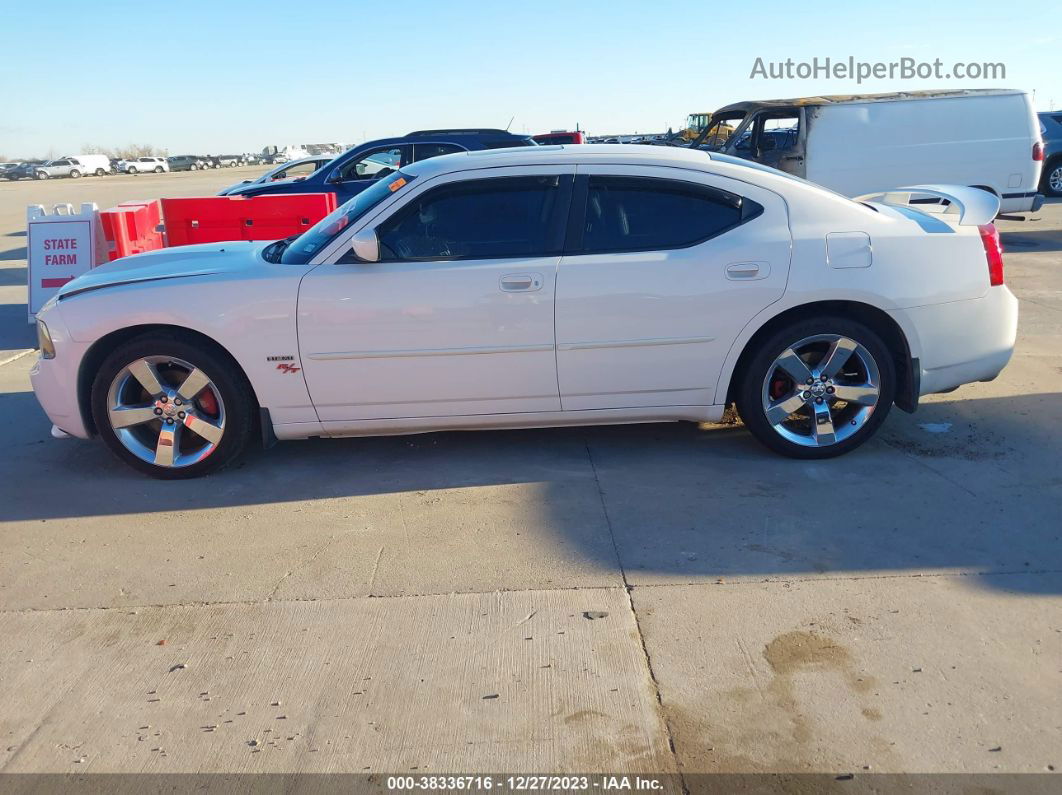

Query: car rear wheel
[91,334,256,479]
[1043,161,1062,198]
[95,168,106,176]
[189,164,198,171]
[70,169,81,178]
[735,316,895,459]
[127,167,137,175]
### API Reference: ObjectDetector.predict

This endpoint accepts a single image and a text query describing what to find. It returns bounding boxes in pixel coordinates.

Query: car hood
[57,242,268,298]
[228,177,307,197]
[217,179,254,195]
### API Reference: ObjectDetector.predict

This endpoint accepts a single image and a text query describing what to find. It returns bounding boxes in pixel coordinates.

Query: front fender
[57,272,318,426]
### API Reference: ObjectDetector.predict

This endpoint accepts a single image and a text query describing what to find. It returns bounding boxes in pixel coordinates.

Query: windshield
[699,112,746,150]
[279,170,415,264]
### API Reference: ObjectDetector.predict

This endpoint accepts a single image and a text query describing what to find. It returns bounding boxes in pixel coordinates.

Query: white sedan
[30,145,1018,478]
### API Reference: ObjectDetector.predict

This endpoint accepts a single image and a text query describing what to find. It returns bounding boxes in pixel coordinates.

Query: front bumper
[901,286,1019,397]
[29,309,92,439]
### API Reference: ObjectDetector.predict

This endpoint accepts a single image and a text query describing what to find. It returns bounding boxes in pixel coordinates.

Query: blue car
[228,128,537,204]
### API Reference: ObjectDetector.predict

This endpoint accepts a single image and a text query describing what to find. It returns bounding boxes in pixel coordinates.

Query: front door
[330,144,413,203]
[555,166,792,410]
[298,168,573,422]
[729,108,806,177]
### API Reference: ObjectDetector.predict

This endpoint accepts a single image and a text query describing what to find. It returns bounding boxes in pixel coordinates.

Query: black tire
[127,167,137,175]
[190,164,198,171]
[90,332,257,479]
[1041,159,1062,198]
[95,168,106,176]
[36,172,48,180]
[735,316,896,459]
[70,169,81,178]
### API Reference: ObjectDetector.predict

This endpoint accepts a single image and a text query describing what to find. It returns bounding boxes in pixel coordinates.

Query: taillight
[1033,141,1044,161]
[978,223,1005,286]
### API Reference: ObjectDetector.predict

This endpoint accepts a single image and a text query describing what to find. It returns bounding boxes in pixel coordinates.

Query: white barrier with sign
[27,203,107,323]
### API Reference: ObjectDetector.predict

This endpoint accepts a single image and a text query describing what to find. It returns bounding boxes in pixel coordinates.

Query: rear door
[555,166,791,410]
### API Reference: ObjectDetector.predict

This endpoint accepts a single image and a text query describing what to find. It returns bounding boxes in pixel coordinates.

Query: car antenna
[505,116,515,132]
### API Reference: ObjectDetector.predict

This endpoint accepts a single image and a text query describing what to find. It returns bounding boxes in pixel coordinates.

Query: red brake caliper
[197,390,219,416]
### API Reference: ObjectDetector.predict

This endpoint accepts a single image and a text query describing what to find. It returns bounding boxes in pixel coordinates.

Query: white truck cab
[700,89,1044,214]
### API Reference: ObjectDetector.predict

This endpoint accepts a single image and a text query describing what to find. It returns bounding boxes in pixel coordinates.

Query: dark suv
[168,155,207,172]
[1039,112,1062,197]
[228,129,537,204]
[4,160,45,181]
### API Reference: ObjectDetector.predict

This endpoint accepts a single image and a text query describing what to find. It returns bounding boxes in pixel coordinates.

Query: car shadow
[0,304,34,350]
[0,263,27,286]
[0,246,26,263]
[1,385,1059,594]
[1001,228,1062,253]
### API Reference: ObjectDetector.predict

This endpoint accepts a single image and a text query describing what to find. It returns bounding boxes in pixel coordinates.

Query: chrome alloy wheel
[1050,165,1062,195]
[761,334,881,448]
[106,356,226,468]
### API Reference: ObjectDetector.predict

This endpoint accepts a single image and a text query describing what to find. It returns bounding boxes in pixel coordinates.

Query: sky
[1,0,1059,158]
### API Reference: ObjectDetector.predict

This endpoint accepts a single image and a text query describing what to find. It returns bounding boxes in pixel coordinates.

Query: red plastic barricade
[160,193,337,247]
[99,200,165,261]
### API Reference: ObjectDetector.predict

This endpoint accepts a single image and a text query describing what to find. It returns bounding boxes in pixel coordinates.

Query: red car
[532,131,586,145]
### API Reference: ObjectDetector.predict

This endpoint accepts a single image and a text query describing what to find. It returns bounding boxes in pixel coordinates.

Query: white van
[700,89,1044,213]
[61,154,113,177]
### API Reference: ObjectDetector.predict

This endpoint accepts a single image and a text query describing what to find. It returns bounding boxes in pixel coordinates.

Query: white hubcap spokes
[761,334,881,447]
[106,356,226,467]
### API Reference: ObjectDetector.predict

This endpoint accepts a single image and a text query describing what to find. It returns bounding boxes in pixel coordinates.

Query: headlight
[36,319,55,359]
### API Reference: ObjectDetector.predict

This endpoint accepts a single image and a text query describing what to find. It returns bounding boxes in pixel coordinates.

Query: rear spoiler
[853,185,1000,226]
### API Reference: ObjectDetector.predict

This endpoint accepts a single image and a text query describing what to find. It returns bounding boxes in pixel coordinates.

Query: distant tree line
[3,144,169,162]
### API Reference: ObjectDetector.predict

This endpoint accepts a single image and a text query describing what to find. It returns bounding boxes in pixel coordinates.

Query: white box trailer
[702,89,1044,213]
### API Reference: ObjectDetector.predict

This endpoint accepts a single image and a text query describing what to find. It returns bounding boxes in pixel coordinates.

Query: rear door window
[413,143,465,162]
[575,176,758,254]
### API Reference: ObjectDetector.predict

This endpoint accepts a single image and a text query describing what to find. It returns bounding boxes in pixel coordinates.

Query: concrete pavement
[0,171,1059,781]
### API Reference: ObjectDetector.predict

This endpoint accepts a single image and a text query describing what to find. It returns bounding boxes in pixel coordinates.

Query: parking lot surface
[0,171,1060,777]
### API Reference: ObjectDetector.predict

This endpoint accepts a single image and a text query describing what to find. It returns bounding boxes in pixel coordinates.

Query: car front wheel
[735,316,896,459]
[91,334,256,478]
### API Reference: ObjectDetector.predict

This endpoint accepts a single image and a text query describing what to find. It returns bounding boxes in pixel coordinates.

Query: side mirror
[350,228,380,263]
[327,166,343,184]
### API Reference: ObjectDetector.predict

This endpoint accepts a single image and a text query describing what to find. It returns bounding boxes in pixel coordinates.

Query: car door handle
[500,273,543,292]
[725,261,769,280]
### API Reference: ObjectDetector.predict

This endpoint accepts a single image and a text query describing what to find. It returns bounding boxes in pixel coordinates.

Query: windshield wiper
[264,235,299,263]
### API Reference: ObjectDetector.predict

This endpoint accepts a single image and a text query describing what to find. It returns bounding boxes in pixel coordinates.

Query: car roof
[399,143,861,208]
[402,143,717,178]
[715,88,1026,115]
